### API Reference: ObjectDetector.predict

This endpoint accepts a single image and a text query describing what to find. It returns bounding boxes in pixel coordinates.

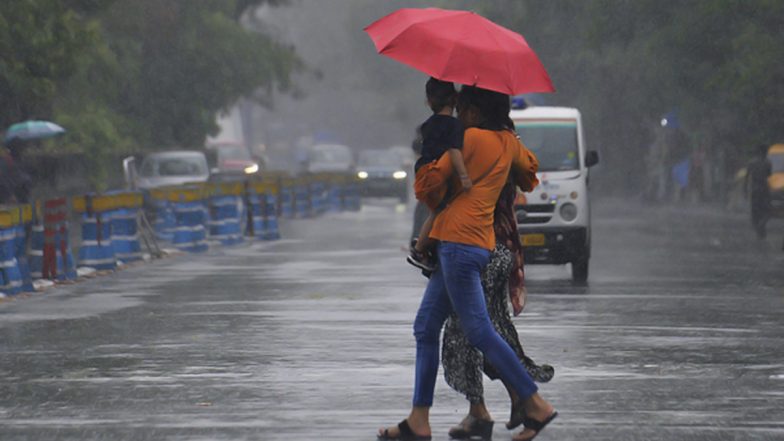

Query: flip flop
[448,415,494,439]
[378,419,432,441]
[506,400,526,430]
[513,411,558,441]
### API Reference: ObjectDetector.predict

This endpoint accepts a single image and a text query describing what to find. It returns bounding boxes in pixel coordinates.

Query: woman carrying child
[379,85,557,441]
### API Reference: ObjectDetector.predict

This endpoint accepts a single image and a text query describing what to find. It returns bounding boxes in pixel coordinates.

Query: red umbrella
[364,8,554,95]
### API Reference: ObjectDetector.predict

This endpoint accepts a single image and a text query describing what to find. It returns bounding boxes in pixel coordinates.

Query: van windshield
[516,121,579,172]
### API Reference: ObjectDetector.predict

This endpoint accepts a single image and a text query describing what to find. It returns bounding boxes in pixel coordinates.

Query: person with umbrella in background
[1,120,65,203]
[366,9,558,441]
[0,138,32,204]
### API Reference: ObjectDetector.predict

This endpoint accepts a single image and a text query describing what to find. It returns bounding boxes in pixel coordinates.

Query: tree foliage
[1,0,300,188]
[472,0,784,193]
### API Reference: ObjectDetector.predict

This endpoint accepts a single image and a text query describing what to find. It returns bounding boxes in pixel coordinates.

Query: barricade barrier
[28,223,44,280]
[151,186,209,253]
[15,222,34,292]
[0,222,23,295]
[71,191,145,268]
[0,172,364,297]
[309,175,328,216]
[208,182,245,246]
[0,205,34,293]
[111,207,143,262]
[279,177,296,219]
[246,181,281,240]
[42,198,77,280]
[152,199,176,242]
[77,210,116,270]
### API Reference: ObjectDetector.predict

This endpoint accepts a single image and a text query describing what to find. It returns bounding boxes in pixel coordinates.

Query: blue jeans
[412,242,538,407]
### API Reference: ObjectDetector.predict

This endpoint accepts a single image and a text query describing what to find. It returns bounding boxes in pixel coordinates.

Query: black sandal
[506,399,526,430]
[513,412,558,441]
[378,419,432,441]
[448,415,494,439]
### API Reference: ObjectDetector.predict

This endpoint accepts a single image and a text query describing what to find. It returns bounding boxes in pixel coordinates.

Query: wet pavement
[1,198,783,441]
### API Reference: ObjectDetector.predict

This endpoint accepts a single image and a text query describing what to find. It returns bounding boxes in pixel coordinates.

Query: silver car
[124,151,210,190]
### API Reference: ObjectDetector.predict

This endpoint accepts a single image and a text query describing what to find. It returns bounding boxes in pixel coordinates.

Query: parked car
[124,150,210,190]
[307,143,354,174]
[356,149,408,202]
[205,141,260,178]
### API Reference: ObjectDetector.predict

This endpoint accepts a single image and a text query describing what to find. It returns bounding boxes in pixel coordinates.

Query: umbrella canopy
[4,120,65,143]
[364,8,554,95]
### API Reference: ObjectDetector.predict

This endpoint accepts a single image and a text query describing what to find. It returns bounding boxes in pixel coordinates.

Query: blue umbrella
[4,120,65,143]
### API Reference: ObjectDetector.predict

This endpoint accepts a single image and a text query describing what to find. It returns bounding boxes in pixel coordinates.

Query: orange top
[416,128,539,250]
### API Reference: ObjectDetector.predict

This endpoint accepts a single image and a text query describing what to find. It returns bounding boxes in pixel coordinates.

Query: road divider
[0,172,361,297]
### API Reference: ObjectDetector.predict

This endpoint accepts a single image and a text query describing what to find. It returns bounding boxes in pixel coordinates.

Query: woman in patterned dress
[441,180,554,439]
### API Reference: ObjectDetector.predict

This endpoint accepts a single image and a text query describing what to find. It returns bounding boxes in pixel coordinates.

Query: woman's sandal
[378,419,432,441]
[448,415,494,440]
[512,411,558,441]
[506,400,526,430]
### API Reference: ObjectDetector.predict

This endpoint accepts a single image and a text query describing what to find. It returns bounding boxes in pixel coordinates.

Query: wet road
[1,198,783,441]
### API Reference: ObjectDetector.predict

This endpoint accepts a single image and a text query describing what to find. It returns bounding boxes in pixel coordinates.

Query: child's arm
[447,148,472,190]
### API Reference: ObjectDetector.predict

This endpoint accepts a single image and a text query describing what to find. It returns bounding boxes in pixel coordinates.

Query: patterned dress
[441,244,553,403]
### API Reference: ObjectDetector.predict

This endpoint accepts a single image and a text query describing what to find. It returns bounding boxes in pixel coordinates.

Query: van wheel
[572,258,589,285]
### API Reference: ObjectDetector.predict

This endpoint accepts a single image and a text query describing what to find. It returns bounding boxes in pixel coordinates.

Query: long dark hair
[457,85,515,131]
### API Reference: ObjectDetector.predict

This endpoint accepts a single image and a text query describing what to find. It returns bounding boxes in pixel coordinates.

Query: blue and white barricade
[111,208,143,262]
[28,223,45,279]
[172,200,208,253]
[78,212,117,270]
[15,224,34,292]
[280,180,294,219]
[310,179,327,215]
[263,191,281,240]
[0,227,24,295]
[153,200,176,242]
[208,194,244,246]
[327,180,343,212]
[246,190,265,239]
[295,181,311,218]
[246,182,281,241]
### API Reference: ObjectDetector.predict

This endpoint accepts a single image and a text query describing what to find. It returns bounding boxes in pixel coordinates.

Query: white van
[510,106,599,283]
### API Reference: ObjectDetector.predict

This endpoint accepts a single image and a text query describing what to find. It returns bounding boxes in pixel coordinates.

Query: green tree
[0,0,105,127]
[2,0,301,188]
[471,0,784,195]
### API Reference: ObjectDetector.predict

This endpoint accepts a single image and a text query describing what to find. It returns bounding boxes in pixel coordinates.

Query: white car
[511,106,599,283]
[307,144,354,174]
[124,150,210,190]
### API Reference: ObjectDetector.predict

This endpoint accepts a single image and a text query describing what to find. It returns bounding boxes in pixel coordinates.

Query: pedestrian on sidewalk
[442,179,554,440]
[745,144,772,239]
[378,85,557,441]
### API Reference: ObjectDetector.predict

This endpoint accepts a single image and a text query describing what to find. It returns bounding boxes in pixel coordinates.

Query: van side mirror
[585,150,599,168]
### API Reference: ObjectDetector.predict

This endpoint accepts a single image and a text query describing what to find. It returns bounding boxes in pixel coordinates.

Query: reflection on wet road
[1,198,782,440]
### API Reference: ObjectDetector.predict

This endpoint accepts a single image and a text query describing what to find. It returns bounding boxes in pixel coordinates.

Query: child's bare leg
[448,148,472,190]
[415,213,434,253]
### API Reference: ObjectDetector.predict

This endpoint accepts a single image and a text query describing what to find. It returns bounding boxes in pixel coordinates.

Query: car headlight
[393,170,407,180]
[244,163,259,174]
[357,171,369,179]
[559,202,578,222]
